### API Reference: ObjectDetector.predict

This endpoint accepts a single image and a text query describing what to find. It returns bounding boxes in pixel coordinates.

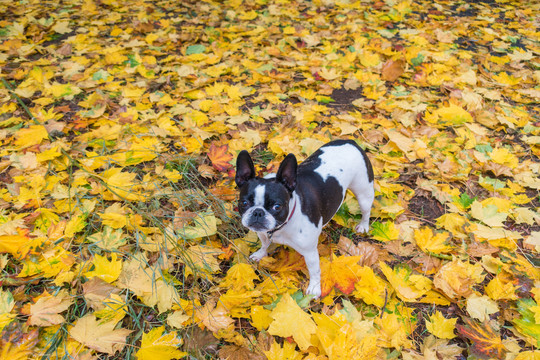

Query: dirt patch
[329,87,363,110]
[408,195,444,222]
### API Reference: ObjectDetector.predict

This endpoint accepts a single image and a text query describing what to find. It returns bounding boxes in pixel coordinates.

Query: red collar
[267,198,296,238]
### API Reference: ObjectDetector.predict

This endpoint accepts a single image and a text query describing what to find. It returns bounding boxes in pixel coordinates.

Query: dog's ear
[276,154,297,192]
[235,150,255,188]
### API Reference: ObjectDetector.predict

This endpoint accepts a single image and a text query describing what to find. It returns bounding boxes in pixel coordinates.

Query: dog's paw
[306,282,321,298]
[249,250,267,262]
[355,222,370,234]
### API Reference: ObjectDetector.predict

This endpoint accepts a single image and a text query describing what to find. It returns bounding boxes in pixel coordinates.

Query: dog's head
[235,150,297,232]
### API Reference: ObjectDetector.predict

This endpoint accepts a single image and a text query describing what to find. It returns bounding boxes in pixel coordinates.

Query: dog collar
[267,198,296,239]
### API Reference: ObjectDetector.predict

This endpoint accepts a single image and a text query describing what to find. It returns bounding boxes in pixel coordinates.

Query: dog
[235,139,374,298]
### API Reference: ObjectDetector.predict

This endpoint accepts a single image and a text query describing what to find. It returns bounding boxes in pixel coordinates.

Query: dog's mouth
[246,220,272,232]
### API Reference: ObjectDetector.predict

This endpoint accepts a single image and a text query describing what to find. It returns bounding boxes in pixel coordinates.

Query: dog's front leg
[303,248,322,297]
[294,245,321,298]
[250,232,271,262]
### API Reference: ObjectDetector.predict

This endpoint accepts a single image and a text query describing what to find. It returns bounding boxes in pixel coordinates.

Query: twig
[380,288,388,318]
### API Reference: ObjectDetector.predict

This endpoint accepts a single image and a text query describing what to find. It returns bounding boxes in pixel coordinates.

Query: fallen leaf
[267,293,317,351]
[68,314,132,355]
[456,318,506,359]
[208,143,233,172]
[425,311,457,339]
[381,59,405,81]
[135,326,187,360]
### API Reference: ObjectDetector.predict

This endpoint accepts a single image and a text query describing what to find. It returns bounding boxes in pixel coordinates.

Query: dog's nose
[252,209,265,218]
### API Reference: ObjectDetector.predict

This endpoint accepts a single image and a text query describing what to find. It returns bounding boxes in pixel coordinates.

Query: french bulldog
[235,139,374,298]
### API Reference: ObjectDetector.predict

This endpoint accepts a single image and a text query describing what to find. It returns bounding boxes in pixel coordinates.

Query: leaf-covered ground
[0,0,539,359]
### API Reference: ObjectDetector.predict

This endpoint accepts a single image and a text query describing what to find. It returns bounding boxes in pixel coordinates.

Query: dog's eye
[272,204,282,211]
[241,200,249,206]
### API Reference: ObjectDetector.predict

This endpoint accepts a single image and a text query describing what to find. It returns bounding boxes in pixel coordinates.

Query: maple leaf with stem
[208,143,233,172]
[456,317,507,359]
[68,314,133,355]
[135,326,187,360]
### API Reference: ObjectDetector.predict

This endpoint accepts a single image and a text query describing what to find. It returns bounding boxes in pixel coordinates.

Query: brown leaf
[208,143,233,172]
[209,186,237,201]
[173,209,198,228]
[56,42,72,56]
[183,327,219,355]
[456,318,507,359]
[466,240,499,257]
[411,252,442,274]
[218,345,265,360]
[483,162,513,177]
[198,163,216,178]
[337,236,382,267]
[381,59,405,81]
[82,277,121,310]
[384,240,416,257]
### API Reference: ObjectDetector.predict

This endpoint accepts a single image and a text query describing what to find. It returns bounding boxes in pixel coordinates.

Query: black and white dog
[235,140,374,297]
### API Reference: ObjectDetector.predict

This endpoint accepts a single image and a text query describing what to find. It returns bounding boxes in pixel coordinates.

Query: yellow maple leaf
[375,312,413,349]
[490,147,519,169]
[84,253,122,283]
[352,266,388,307]
[360,51,381,67]
[68,314,132,355]
[466,294,499,322]
[93,294,127,325]
[0,228,32,259]
[433,259,485,299]
[414,227,453,254]
[64,214,86,239]
[219,287,262,318]
[46,82,81,99]
[177,209,218,240]
[135,326,187,360]
[27,290,72,326]
[101,168,144,201]
[436,213,468,238]
[52,20,72,34]
[220,263,258,291]
[140,278,181,314]
[514,351,540,360]
[99,203,128,229]
[264,340,303,360]
[425,311,457,339]
[320,254,364,297]
[492,72,521,86]
[14,125,49,148]
[250,305,273,331]
[19,246,75,278]
[167,310,191,329]
[485,273,518,301]
[267,293,317,351]
[380,262,432,302]
[424,104,473,126]
[181,245,222,277]
[195,301,234,333]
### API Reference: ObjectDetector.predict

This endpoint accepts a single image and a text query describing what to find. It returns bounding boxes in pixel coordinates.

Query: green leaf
[186,44,206,55]
[513,299,540,347]
[453,193,476,209]
[411,53,424,66]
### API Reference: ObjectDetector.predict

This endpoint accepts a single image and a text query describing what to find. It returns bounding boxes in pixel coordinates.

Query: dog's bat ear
[276,154,297,192]
[235,150,255,187]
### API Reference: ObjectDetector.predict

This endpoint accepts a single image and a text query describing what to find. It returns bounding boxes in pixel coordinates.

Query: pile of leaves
[0,0,539,358]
